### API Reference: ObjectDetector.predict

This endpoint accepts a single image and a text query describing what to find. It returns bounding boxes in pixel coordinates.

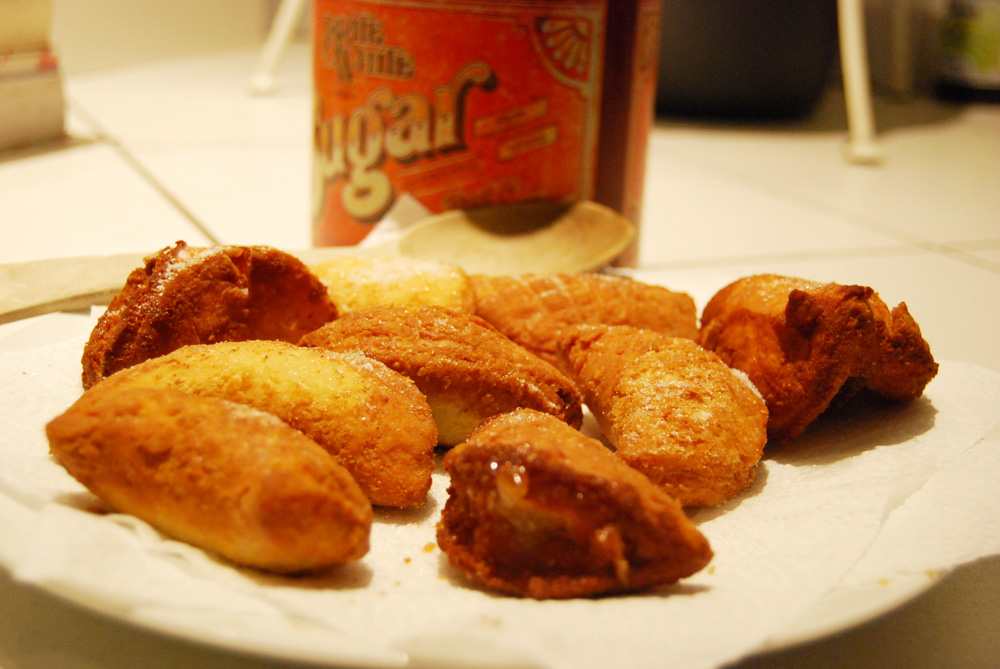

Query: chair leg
[838,0,884,164]
[249,0,308,95]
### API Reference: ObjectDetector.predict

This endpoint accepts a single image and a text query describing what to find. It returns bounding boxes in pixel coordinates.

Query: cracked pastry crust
[90,340,437,508]
[46,387,372,574]
[300,305,583,446]
[469,273,699,366]
[310,255,476,315]
[698,274,938,443]
[558,324,769,507]
[437,408,713,599]
[81,241,337,389]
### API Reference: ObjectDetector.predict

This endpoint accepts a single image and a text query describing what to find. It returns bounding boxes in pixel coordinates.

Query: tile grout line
[930,246,1000,274]
[639,241,1000,275]
[66,100,223,245]
[651,149,1000,276]
[639,242,925,273]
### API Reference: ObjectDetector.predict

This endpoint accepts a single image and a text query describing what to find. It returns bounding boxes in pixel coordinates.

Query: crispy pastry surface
[469,273,698,366]
[437,408,713,599]
[92,340,437,508]
[558,325,768,507]
[310,255,476,315]
[46,387,372,573]
[699,274,938,442]
[81,242,337,389]
[300,305,583,446]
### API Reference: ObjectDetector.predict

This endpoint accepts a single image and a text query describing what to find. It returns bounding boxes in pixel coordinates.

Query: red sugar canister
[312,0,661,265]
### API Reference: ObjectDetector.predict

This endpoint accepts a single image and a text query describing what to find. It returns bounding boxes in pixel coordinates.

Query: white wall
[51,0,280,74]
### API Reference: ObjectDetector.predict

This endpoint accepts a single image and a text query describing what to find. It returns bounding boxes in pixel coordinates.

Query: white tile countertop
[1,44,999,669]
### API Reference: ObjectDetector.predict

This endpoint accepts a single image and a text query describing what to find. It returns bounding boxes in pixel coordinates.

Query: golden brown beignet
[310,255,476,315]
[81,242,336,389]
[300,305,583,446]
[469,273,698,366]
[558,325,768,507]
[92,340,437,508]
[437,408,713,599]
[47,387,372,574]
[699,274,938,443]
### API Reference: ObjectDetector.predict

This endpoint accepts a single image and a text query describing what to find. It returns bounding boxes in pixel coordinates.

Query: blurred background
[45,0,967,99]
[50,0,295,75]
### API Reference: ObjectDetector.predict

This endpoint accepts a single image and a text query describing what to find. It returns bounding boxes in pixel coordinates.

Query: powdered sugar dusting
[729,367,763,401]
[154,246,227,296]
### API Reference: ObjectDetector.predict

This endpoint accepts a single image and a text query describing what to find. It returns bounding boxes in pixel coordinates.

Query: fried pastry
[47,387,372,574]
[470,273,698,366]
[310,255,475,314]
[81,241,337,389]
[300,305,583,446]
[91,340,437,508]
[699,274,938,442]
[558,325,768,507]
[437,408,713,599]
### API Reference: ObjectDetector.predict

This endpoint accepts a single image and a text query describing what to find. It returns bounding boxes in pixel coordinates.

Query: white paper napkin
[1,309,998,669]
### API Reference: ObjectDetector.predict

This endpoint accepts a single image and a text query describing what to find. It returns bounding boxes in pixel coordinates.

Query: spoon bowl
[397,200,635,275]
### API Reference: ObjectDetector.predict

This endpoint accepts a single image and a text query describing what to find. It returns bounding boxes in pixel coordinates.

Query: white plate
[1,308,998,669]
[767,572,938,649]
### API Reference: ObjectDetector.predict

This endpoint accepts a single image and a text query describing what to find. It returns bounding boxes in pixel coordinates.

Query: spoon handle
[0,243,394,326]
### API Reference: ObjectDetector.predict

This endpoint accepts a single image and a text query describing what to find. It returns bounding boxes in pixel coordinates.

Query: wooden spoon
[0,200,633,324]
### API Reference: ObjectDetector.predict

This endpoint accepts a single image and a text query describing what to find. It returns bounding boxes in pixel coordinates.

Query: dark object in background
[656,0,839,119]
[935,0,1000,104]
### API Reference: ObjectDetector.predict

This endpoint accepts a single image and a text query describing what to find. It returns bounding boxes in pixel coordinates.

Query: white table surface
[1,45,998,668]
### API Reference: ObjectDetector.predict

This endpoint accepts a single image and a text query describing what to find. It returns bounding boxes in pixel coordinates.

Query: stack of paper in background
[1,0,65,153]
